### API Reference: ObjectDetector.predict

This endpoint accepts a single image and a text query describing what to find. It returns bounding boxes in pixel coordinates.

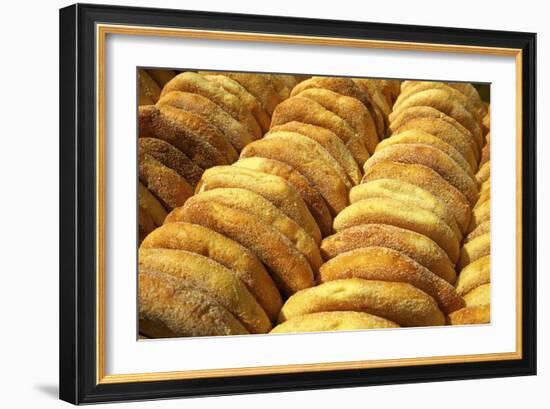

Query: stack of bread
[137,70,300,241]
[274,80,490,333]
[449,109,491,325]
[138,72,492,338]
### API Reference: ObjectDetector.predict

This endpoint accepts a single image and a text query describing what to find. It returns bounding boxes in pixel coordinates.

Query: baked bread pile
[274,80,490,333]
[137,72,491,338]
[137,71,301,241]
[449,109,491,325]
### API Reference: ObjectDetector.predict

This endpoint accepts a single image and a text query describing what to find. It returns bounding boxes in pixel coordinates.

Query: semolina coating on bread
[364,144,479,206]
[293,87,378,157]
[139,248,272,333]
[178,199,314,296]
[389,105,482,150]
[157,91,254,151]
[350,179,462,243]
[201,71,282,116]
[140,222,282,322]
[196,165,321,244]
[362,161,471,233]
[321,224,456,284]
[139,271,249,337]
[376,129,475,177]
[448,304,490,325]
[139,105,229,169]
[138,137,203,188]
[202,74,271,132]
[388,89,482,148]
[318,247,464,314]
[464,220,490,244]
[233,157,333,237]
[139,153,193,210]
[457,233,490,272]
[270,311,399,334]
[180,188,323,274]
[269,121,362,185]
[161,72,262,139]
[455,255,490,296]
[389,116,479,168]
[290,77,384,140]
[240,134,349,216]
[395,81,484,123]
[279,278,445,327]
[333,197,460,263]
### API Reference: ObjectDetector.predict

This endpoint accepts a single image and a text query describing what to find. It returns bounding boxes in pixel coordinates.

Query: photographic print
[137,69,492,338]
[59,4,535,403]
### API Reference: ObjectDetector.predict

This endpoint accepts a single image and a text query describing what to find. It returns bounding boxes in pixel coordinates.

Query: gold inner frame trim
[95,23,523,385]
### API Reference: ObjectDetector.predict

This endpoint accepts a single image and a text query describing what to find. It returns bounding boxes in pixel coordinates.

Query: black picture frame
[59,3,537,404]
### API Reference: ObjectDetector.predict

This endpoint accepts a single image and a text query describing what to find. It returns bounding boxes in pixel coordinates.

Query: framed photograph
[59,3,536,404]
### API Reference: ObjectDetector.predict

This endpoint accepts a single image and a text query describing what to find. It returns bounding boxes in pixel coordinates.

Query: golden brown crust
[455,255,490,296]
[263,131,351,189]
[350,179,462,243]
[290,77,384,140]
[139,153,193,210]
[270,311,399,334]
[377,129,475,177]
[333,197,460,263]
[447,82,485,117]
[364,144,479,206]
[463,283,490,307]
[321,224,456,284]
[389,116,480,168]
[353,79,392,118]
[465,220,490,243]
[468,199,490,233]
[389,106,481,150]
[294,88,378,156]
[139,205,156,244]
[457,233,490,272]
[202,74,271,133]
[153,104,238,163]
[448,304,490,325]
[139,182,168,226]
[161,72,262,139]
[389,89,482,148]
[271,97,368,165]
[318,247,464,314]
[374,79,401,106]
[233,157,333,238]
[138,137,203,187]
[196,165,321,244]
[139,105,229,169]
[140,222,282,322]
[476,161,491,184]
[184,188,323,274]
[157,91,254,151]
[362,161,471,232]
[269,122,362,185]
[205,72,282,116]
[139,271,249,337]
[279,278,445,327]
[177,199,314,296]
[138,69,161,105]
[146,69,176,87]
[139,248,272,333]
[396,81,484,123]
[240,134,349,216]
